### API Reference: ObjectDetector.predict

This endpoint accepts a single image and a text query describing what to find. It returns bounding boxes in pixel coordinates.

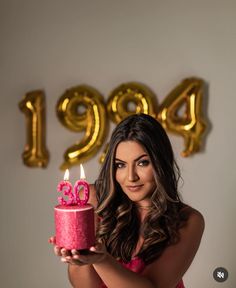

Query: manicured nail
[73,254,79,259]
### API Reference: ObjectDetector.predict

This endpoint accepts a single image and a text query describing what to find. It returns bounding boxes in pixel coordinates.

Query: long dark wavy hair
[95,113,188,264]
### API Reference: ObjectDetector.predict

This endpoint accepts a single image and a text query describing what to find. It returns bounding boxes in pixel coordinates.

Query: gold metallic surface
[19,90,49,167]
[107,82,158,124]
[157,78,207,157]
[56,85,107,170]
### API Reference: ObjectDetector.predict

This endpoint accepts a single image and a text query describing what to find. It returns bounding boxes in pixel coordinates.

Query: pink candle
[74,164,90,205]
[57,169,74,205]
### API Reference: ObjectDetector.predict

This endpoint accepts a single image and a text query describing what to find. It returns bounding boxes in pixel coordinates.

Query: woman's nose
[128,165,139,182]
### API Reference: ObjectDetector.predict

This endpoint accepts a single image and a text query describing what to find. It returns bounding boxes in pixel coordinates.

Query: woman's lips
[126,185,143,192]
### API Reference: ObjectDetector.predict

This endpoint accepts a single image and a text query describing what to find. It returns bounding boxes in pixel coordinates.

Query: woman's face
[115,140,156,206]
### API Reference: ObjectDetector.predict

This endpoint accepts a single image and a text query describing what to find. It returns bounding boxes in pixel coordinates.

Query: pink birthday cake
[54,167,95,250]
[54,204,95,250]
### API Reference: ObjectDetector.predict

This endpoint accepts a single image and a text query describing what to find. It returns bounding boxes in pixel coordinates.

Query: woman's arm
[92,253,155,288]
[90,208,204,288]
[68,264,103,288]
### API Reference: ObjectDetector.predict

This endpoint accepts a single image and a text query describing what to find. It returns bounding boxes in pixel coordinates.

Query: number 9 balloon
[107,82,158,123]
[56,85,107,170]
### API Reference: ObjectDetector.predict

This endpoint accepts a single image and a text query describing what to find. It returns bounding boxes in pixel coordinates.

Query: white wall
[0,0,235,287]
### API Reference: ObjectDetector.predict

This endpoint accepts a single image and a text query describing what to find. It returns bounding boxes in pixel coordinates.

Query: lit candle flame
[64,169,70,181]
[80,164,86,179]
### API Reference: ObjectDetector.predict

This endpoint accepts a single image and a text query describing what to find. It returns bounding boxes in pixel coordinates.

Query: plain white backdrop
[0,0,235,287]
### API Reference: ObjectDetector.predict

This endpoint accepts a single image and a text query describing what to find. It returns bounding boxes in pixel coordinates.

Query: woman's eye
[138,159,150,167]
[115,162,125,169]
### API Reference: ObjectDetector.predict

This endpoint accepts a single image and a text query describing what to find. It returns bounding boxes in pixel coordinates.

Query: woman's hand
[48,236,84,265]
[71,242,107,265]
[49,236,107,266]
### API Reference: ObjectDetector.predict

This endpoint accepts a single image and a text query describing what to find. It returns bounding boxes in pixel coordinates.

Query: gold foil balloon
[56,85,107,170]
[107,82,158,123]
[158,78,207,157]
[19,90,49,167]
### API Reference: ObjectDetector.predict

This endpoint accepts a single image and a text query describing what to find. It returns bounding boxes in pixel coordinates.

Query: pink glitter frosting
[54,204,95,250]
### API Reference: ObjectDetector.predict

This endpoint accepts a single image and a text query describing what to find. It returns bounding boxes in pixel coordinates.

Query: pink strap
[176,279,185,288]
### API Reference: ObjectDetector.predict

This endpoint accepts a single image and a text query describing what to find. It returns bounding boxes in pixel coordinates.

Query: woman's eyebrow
[134,154,148,162]
[115,154,148,163]
[115,158,126,163]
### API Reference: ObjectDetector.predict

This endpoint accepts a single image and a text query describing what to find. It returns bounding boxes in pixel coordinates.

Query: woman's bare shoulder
[177,205,205,253]
[182,205,205,231]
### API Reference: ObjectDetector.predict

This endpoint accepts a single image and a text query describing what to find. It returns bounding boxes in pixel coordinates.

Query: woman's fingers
[61,250,85,265]
[54,245,62,256]
[71,249,79,256]
[89,242,106,254]
[50,238,102,266]
[48,235,84,265]
[48,236,56,244]
[59,248,106,265]
[61,248,71,257]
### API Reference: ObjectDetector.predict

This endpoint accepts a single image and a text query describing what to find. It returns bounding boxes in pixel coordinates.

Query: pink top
[101,257,185,287]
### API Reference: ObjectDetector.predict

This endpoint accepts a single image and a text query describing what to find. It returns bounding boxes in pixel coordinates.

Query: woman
[50,113,204,288]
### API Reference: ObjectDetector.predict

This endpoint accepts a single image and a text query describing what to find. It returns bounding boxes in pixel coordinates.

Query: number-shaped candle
[74,164,90,205]
[57,169,74,205]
